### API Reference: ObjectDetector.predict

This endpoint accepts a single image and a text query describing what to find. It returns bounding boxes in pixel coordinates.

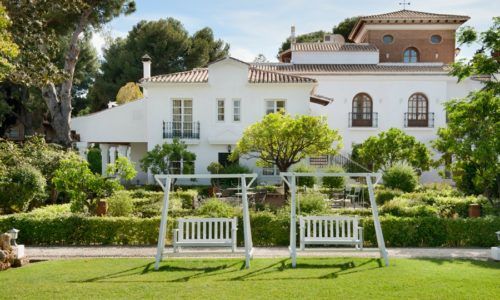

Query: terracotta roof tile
[141,67,316,84]
[360,9,469,21]
[291,43,378,52]
[252,63,449,74]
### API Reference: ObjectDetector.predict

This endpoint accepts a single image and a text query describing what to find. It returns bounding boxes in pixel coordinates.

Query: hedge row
[1,214,499,247]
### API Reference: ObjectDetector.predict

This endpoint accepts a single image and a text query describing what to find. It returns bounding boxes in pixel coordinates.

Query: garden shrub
[380,198,437,217]
[171,189,198,209]
[321,166,346,189]
[218,163,252,187]
[27,204,72,218]
[293,164,316,188]
[196,198,234,218]
[382,163,418,192]
[0,164,46,213]
[375,188,403,206]
[298,192,327,214]
[87,147,102,174]
[106,191,134,217]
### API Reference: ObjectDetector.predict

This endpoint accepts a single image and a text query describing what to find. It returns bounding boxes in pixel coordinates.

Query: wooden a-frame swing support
[280,172,389,268]
[154,173,258,271]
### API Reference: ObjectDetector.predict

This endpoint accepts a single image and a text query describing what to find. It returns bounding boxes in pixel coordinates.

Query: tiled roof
[252,63,449,74]
[141,68,316,84]
[291,43,378,52]
[360,9,469,21]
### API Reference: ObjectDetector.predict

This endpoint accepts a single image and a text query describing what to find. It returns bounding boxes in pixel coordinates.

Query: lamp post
[7,228,19,246]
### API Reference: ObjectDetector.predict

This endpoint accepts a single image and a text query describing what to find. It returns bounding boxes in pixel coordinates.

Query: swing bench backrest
[299,215,363,250]
[173,217,238,252]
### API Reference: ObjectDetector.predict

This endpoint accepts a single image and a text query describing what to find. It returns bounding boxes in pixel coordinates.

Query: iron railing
[348,112,378,128]
[163,121,200,139]
[404,112,434,128]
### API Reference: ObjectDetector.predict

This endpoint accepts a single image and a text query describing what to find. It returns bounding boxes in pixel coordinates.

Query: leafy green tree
[140,138,196,181]
[0,3,18,80]
[357,128,432,172]
[89,19,229,111]
[433,18,499,200]
[231,112,342,174]
[106,156,137,181]
[4,0,136,146]
[332,17,359,41]
[0,164,46,213]
[52,153,121,214]
[115,82,143,105]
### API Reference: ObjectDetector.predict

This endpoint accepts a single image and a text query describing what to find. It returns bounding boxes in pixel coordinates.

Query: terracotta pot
[208,186,220,197]
[96,200,108,216]
[468,203,481,218]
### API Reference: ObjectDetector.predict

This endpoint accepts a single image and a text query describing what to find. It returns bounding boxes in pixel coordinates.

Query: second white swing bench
[173,217,238,252]
[299,215,363,250]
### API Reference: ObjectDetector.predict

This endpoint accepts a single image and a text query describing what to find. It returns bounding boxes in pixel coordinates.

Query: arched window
[403,47,419,63]
[407,93,428,127]
[352,93,373,127]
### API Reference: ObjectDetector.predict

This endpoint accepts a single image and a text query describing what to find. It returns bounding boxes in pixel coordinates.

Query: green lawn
[0,257,498,299]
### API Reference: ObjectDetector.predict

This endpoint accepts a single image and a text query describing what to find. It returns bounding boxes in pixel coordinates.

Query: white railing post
[241,176,252,268]
[290,174,297,268]
[366,175,389,266]
[154,176,171,270]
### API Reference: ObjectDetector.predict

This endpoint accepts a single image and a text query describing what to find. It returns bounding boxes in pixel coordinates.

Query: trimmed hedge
[1,213,499,248]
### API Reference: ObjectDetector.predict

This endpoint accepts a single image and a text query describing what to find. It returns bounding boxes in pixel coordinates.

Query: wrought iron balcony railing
[163,121,200,139]
[404,112,434,128]
[348,112,378,128]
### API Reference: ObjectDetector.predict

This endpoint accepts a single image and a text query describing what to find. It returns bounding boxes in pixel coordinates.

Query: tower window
[430,35,442,44]
[403,47,419,63]
[382,34,394,44]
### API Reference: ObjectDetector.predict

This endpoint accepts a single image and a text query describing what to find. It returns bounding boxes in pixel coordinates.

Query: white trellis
[280,172,389,268]
[154,173,258,270]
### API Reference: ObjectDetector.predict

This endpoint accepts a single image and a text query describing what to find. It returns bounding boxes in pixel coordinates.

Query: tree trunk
[40,9,91,147]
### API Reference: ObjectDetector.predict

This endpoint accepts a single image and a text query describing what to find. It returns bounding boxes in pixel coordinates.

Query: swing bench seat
[299,216,363,250]
[173,217,238,252]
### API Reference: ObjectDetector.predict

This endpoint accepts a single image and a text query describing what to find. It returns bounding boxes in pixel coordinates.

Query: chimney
[142,54,151,79]
[290,25,296,44]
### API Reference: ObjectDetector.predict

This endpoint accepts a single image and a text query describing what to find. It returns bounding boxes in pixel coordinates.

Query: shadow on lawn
[229,258,383,281]
[410,257,500,270]
[72,261,243,283]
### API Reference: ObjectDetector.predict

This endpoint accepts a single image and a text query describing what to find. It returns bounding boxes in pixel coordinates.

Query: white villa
[72,9,483,184]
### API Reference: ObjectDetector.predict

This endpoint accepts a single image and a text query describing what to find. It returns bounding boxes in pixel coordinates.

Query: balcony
[163,121,200,139]
[348,112,378,128]
[404,112,434,128]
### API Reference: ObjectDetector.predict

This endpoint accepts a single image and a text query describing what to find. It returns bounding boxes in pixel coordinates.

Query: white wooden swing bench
[173,217,238,252]
[299,215,363,250]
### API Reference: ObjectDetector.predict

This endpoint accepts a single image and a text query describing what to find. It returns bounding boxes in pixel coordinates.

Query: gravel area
[25,246,492,260]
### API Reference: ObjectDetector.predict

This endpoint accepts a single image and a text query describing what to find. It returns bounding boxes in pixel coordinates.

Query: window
[407,93,429,127]
[266,100,286,114]
[217,99,225,121]
[351,93,373,127]
[262,165,278,176]
[382,34,394,44]
[172,99,193,136]
[430,35,442,44]
[403,47,419,63]
[233,99,241,121]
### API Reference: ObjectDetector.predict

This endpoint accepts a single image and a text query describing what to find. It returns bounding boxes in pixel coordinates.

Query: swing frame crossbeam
[280,172,389,268]
[154,173,258,271]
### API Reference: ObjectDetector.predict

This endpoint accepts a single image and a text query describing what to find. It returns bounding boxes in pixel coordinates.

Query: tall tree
[230,112,342,173]
[332,17,359,42]
[0,3,18,80]
[433,18,499,200]
[5,0,136,146]
[89,19,229,111]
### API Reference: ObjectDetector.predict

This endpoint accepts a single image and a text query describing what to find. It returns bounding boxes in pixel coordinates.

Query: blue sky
[92,0,497,62]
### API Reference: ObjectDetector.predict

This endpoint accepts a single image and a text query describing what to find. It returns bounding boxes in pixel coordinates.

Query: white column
[76,142,88,159]
[117,145,128,158]
[109,146,117,165]
[100,144,110,176]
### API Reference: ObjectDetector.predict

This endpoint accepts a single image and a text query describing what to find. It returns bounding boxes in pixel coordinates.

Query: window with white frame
[172,99,193,135]
[262,165,278,176]
[265,99,286,114]
[217,99,225,121]
[233,99,241,121]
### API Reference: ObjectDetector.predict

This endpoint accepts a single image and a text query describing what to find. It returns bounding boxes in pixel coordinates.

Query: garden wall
[1,213,499,247]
